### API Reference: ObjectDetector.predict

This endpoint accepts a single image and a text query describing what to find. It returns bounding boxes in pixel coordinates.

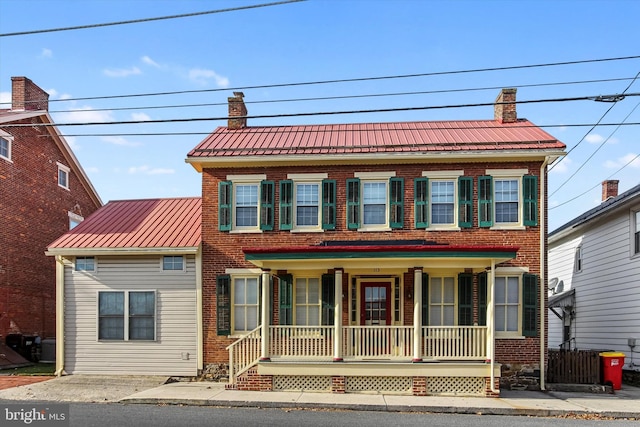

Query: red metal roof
[188,119,565,158]
[48,197,201,250]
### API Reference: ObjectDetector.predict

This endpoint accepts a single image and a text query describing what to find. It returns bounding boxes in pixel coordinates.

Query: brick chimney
[11,76,49,111]
[228,92,247,130]
[494,88,517,123]
[601,180,619,201]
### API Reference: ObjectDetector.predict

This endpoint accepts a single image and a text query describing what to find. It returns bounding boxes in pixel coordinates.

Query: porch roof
[243,243,519,270]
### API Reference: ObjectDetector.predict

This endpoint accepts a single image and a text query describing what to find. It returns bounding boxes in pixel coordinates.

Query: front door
[360,282,391,325]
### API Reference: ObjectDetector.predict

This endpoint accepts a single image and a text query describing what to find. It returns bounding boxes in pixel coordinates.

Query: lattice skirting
[271,375,486,396]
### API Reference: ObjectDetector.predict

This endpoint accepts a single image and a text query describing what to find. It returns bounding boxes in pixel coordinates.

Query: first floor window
[163,255,184,271]
[57,163,70,190]
[429,276,455,326]
[75,256,95,272]
[295,278,320,325]
[233,277,259,332]
[494,276,519,332]
[98,291,155,340]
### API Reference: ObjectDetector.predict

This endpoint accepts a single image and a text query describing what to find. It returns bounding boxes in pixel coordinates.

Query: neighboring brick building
[186,89,566,395]
[0,77,102,340]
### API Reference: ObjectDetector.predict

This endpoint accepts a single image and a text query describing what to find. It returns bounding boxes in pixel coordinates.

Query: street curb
[119,398,640,419]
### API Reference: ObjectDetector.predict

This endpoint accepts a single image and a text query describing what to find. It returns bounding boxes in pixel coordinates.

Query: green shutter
[523,274,538,337]
[389,177,404,229]
[421,273,429,326]
[458,177,473,228]
[260,180,275,231]
[216,275,231,335]
[278,274,293,325]
[279,180,293,230]
[322,179,337,230]
[346,178,360,230]
[458,273,473,326]
[478,176,493,227]
[523,175,538,226]
[414,177,429,229]
[478,272,487,326]
[321,274,335,326]
[219,181,232,231]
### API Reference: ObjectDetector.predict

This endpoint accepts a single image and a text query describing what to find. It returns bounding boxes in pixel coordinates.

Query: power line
[4,55,640,107]
[0,1,305,37]
[35,76,638,115]
[4,92,640,128]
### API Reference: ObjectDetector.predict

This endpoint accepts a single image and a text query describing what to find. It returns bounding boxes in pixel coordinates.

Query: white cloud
[141,55,161,68]
[585,133,618,144]
[55,106,113,123]
[128,165,175,175]
[85,166,99,174]
[0,91,10,107]
[188,68,229,87]
[101,136,141,147]
[549,157,572,174]
[604,153,640,169]
[40,48,52,58]
[103,66,142,78]
[131,112,151,121]
[64,136,79,150]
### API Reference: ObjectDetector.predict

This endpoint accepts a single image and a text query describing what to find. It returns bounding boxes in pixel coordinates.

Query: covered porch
[226,241,518,396]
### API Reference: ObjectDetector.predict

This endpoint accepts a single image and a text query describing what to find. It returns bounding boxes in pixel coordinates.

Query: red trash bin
[600,352,625,390]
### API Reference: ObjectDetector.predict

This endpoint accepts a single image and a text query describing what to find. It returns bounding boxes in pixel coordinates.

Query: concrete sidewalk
[1,375,639,419]
[120,381,640,419]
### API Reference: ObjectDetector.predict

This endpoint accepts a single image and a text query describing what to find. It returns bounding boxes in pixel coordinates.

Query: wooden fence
[547,349,601,384]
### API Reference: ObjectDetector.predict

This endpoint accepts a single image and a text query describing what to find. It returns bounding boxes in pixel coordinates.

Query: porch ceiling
[243,244,518,271]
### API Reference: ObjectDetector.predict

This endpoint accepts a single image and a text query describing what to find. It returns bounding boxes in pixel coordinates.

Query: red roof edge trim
[243,245,519,255]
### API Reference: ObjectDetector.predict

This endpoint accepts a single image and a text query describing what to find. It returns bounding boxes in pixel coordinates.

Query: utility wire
[35,76,639,114]
[0,1,305,37]
[550,72,640,196]
[5,92,640,128]
[4,54,640,107]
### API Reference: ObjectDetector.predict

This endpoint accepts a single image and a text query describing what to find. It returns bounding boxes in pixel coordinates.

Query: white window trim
[74,256,96,273]
[292,180,324,232]
[631,208,640,258]
[57,162,71,190]
[486,169,528,230]
[68,211,84,229]
[96,290,157,341]
[160,255,186,273]
[0,131,13,163]
[231,181,262,233]
[428,276,457,326]
[294,276,322,326]
[230,274,261,336]
[493,274,523,339]
[422,171,464,231]
[354,171,396,232]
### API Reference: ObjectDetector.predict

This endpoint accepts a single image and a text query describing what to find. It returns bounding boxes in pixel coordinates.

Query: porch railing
[421,326,487,360]
[343,326,413,358]
[226,325,261,383]
[269,326,334,358]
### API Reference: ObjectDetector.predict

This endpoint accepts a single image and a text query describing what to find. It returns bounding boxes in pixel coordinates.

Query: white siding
[548,208,640,369]
[64,255,198,376]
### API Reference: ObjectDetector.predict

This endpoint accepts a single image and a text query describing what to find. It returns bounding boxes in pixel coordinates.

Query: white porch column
[260,269,271,361]
[413,268,423,362]
[333,269,343,362]
[487,260,497,392]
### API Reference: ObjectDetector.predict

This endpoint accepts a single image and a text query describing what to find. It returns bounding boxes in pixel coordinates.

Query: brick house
[186,88,565,396]
[0,77,102,341]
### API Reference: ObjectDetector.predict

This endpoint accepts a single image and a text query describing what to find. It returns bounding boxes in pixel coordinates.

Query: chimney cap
[232,92,245,98]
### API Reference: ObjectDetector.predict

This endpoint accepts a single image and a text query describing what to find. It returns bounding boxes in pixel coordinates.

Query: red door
[360,282,391,325]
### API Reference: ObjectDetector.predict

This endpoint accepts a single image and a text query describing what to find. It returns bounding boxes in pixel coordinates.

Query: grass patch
[2,363,56,376]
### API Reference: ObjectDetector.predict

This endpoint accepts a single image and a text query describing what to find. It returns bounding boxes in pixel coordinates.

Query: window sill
[427,226,461,231]
[290,228,324,233]
[230,229,264,234]
[489,225,526,231]
[357,226,392,232]
[0,156,12,163]
[495,334,526,339]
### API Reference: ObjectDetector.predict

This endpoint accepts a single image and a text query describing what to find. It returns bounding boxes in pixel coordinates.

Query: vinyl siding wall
[63,255,198,376]
[549,208,640,368]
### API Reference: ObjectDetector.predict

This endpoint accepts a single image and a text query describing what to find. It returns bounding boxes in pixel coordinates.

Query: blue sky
[1,0,639,231]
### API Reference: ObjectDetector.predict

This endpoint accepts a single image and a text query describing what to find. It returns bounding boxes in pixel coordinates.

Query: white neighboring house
[548,180,640,371]
[46,197,202,376]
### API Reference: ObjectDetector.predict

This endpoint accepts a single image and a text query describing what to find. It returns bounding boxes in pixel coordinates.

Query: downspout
[196,245,203,373]
[54,256,65,377]
[489,259,496,393]
[539,157,550,390]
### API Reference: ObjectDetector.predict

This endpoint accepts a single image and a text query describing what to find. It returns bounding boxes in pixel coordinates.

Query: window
[0,135,11,161]
[574,246,582,272]
[295,278,321,325]
[492,273,538,337]
[296,183,319,226]
[479,170,538,228]
[415,172,470,229]
[68,212,83,229]
[233,276,259,333]
[219,175,273,232]
[57,162,70,190]
[162,255,184,271]
[347,172,403,230]
[429,277,455,326]
[280,175,336,231]
[75,256,95,272]
[634,211,640,255]
[98,291,155,340]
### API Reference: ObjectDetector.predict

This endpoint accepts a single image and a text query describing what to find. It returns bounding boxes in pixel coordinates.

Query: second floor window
[235,184,258,227]
[57,163,70,190]
[0,136,11,161]
[479,171,538,228]
[634,211,640,255]
[219,176,274,232]
[347,172,403,230]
